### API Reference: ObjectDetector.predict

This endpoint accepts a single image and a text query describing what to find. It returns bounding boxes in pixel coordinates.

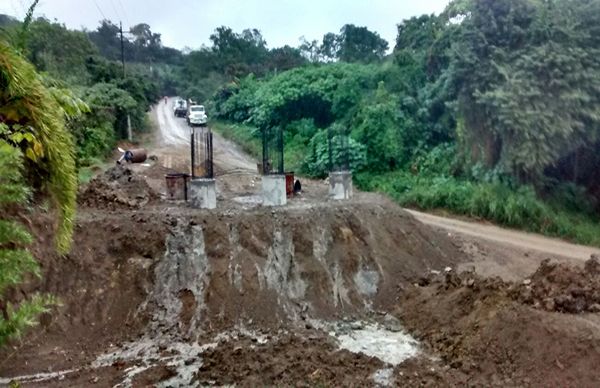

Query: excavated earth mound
[395,259,600,387]
[146,202,460,335]
[0,195,461,386]
[6,160,600,387]
[194,333,384,387]
[78,165,160,210]
[516,256,600,313]
[0,212,168,378]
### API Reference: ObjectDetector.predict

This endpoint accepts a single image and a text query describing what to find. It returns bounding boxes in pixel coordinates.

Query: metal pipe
[190,126,195,178]
[277,126,284,174]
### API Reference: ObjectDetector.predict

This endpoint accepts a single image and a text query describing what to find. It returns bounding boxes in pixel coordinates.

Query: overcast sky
[0,0,450,50]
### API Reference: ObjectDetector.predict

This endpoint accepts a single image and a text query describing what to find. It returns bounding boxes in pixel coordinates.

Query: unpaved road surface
[153,98,256,173]
[407,209,600,280]
[407,209,600,262]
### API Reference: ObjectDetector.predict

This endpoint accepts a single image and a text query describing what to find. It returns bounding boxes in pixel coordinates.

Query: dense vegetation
[0,4,67,347]
[1,15,162,175]
[0,139,55,347]
[209,0,600,245]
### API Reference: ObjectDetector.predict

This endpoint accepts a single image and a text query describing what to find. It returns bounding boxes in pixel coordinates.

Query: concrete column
[189,178,217,209]
[329,171,353,200]
[262,174,287,206]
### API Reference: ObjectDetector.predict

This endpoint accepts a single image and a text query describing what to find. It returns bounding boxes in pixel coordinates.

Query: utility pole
[119,21,131,140]
[119,21,125,77]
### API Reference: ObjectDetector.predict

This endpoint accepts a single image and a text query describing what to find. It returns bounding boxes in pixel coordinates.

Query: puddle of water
[332,322,419,366]
[92,337,215,388]
[0,369,78,385]
[371,368,394,387]
[95,326,269,387]
[4,323,414,386]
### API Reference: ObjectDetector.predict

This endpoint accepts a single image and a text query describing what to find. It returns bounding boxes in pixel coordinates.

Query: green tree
[26,17,97,82]
[352,82,404,171]
[0,41,80,253]
[88,20,121,61]
[208,26,269,77]
[452,0,600,182]
[307,25,389,63]
[267,45,307,72]
[336,24,389,63]
[0,138,55,347]
[81,82,138,140]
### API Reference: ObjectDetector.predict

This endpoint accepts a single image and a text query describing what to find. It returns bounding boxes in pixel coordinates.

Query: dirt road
[407,209,600,280]
[154,98,256,173]
[407,209,600,261]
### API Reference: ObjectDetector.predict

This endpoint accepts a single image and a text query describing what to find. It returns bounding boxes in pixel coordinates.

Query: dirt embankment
[78,166,160,210]
[0,210,168,378]
[144,197,460,336]
[195,333,384,387]
[1,166,462,385]
[395,257,600,387]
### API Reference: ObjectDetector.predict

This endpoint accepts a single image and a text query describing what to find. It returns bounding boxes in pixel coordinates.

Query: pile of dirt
[1,199,462,385]
[144,201,461,336]
[194,333,383,387]
[396,259,600,386]
[78,165,159,210]
[516,256,600,313]
[0,212,168,377]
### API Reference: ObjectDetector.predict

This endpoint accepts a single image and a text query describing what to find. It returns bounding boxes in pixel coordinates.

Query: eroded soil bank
[2,167,600,387]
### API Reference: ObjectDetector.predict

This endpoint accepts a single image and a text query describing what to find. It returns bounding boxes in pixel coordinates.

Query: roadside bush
[355,171,600,246]
[80,83,137,140]
[351,82,404,172]
[302,127,367,178]
[412,143,457,176]
[0,140,55,348]
[69,116,115,167]
[214,75,259,122]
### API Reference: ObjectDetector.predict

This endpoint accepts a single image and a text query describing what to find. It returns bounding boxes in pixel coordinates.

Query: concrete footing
[329,171,353,200]
[190,178,217,209]
[262,174,287,206]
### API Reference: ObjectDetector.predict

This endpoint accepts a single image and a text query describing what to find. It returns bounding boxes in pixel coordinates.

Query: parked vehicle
[173,99,187,117]
[187,105,208,126]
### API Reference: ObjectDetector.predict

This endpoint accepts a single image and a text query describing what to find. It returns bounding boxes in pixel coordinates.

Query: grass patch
[78,158,112,184]
[211,121,262,160]
[211,120,306,172]
[355,171,600,247]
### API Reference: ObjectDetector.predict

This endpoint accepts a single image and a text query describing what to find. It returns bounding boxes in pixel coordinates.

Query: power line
[91,0,107,21]
[109,0,121,22]
[116,0,130,28]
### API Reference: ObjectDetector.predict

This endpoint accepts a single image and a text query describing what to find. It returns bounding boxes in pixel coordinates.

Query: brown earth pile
[0,197,462,383]
[78,165,159,210]
[0,212,168,377]
[194,333,383,387]
[147,201,461,336]
[396,258,600,387]
[516,256,600,313]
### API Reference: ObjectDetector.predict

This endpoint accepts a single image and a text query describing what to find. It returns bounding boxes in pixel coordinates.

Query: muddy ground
[2,102,600,387]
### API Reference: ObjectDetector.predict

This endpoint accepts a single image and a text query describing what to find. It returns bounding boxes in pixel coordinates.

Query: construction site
[2,99,600,388]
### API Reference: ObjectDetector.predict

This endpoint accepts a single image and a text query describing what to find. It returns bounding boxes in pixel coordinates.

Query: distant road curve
[406,209,600,262]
